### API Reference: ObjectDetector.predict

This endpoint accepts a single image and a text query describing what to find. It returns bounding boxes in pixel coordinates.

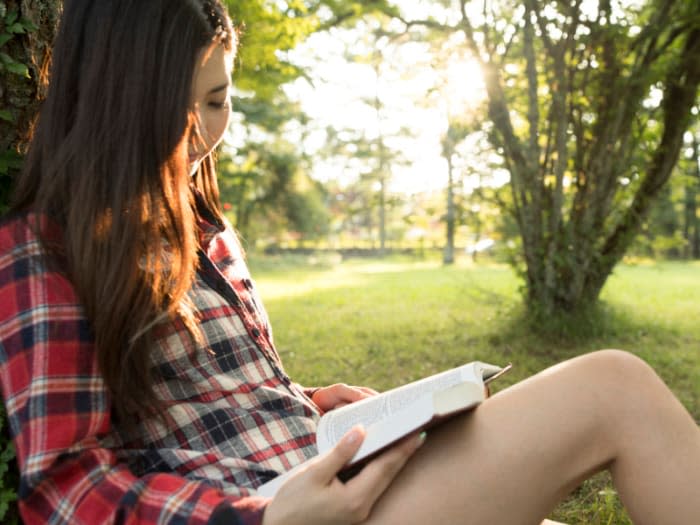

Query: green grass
[249,254,700,524]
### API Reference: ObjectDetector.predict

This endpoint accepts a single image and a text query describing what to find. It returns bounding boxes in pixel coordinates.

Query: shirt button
[251,328,261,338]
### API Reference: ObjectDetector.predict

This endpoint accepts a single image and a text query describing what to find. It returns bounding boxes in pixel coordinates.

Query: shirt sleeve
[0,234,270,524]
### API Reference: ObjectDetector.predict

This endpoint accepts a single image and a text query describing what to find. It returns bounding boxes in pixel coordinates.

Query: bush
[0,406,19,524]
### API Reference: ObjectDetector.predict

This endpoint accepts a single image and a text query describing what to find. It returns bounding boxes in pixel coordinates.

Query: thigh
[365,352,623,525]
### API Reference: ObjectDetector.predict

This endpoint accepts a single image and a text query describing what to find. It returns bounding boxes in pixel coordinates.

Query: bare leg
[367,350,700,525]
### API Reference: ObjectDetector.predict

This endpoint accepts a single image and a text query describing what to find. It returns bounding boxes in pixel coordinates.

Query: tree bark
[0,0,60,209]
[443,152,455,265]
[685,134,700,259]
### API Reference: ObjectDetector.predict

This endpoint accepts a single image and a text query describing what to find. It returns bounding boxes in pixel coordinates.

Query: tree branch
[596,26,700,289]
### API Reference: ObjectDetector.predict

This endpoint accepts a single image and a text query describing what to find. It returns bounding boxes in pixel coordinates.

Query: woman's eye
[207,96,233,109]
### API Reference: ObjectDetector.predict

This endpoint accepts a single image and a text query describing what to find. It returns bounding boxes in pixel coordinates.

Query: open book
[257,360,511,497]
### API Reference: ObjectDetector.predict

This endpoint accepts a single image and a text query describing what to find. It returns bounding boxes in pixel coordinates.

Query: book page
[317,363,481,447]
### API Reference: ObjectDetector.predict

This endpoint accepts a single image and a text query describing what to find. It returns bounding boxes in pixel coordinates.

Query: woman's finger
[309,425,366,484]
[356,386,379,397]
[312,384,366,411]
[338,384,372,403]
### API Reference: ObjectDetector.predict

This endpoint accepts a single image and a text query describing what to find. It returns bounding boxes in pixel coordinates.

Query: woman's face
[189,43,233,175]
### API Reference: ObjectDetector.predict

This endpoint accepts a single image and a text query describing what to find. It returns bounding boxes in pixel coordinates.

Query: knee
[582,349,660,392]
[587,348,651,371]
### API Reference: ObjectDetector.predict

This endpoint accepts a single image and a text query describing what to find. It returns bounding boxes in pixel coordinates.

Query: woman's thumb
[313,425,366,483]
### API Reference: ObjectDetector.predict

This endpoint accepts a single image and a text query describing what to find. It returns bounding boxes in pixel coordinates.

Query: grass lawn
[249,254,700,524]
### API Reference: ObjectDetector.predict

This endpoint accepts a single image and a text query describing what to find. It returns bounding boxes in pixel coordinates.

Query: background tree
[219,0,403,246]
[441,119,470,264]
[218,139,330,245]
[393,0,700,314]
[324,17,415,255]
[317,126,405,251]
[681,120,700,258]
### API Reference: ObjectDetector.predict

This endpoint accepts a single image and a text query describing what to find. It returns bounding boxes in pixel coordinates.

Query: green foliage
[0,2,37,214]
[0,148,21,174]
[0,7,35,79]
[219,140,331,244]
[0,2,38,215]
[636,122,700,259]
[314,0,399,28]
[218,0,408,248]
[224,0,399,118]
[225,0,317,104]
[219,1,340,245]
[284,175,331,241]
[0,405,18,525]
[554,473,633,525]
[0,149,21,214]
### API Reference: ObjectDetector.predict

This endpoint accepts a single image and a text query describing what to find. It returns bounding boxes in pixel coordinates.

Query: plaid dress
[0,202,320,524]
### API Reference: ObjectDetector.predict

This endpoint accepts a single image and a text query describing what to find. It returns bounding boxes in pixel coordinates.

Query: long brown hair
[12,0,236,421]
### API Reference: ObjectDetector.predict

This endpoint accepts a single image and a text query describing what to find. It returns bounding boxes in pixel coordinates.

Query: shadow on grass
[491,298,686,356]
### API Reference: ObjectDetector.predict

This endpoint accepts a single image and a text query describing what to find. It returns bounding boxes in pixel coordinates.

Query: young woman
[0,1,698,524]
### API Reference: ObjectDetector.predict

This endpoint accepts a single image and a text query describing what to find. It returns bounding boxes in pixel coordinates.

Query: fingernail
[344,425,364,445]
[416,432,427,448]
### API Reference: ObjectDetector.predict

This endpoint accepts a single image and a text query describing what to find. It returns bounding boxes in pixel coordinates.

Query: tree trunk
[0,0,60,210]
[373,59,387,258]
[378,171,386,257]
[443,152,455,265]
[686,134,700,259]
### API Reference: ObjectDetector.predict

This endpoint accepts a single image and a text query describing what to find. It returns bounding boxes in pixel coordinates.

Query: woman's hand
[261,426,425,525]
[311,384,378,413]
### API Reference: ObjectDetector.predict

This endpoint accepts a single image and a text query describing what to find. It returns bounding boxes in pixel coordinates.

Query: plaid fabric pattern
[0,206,321,525]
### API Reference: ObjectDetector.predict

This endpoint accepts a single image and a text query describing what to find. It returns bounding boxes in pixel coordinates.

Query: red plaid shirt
[0,202,321,524]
